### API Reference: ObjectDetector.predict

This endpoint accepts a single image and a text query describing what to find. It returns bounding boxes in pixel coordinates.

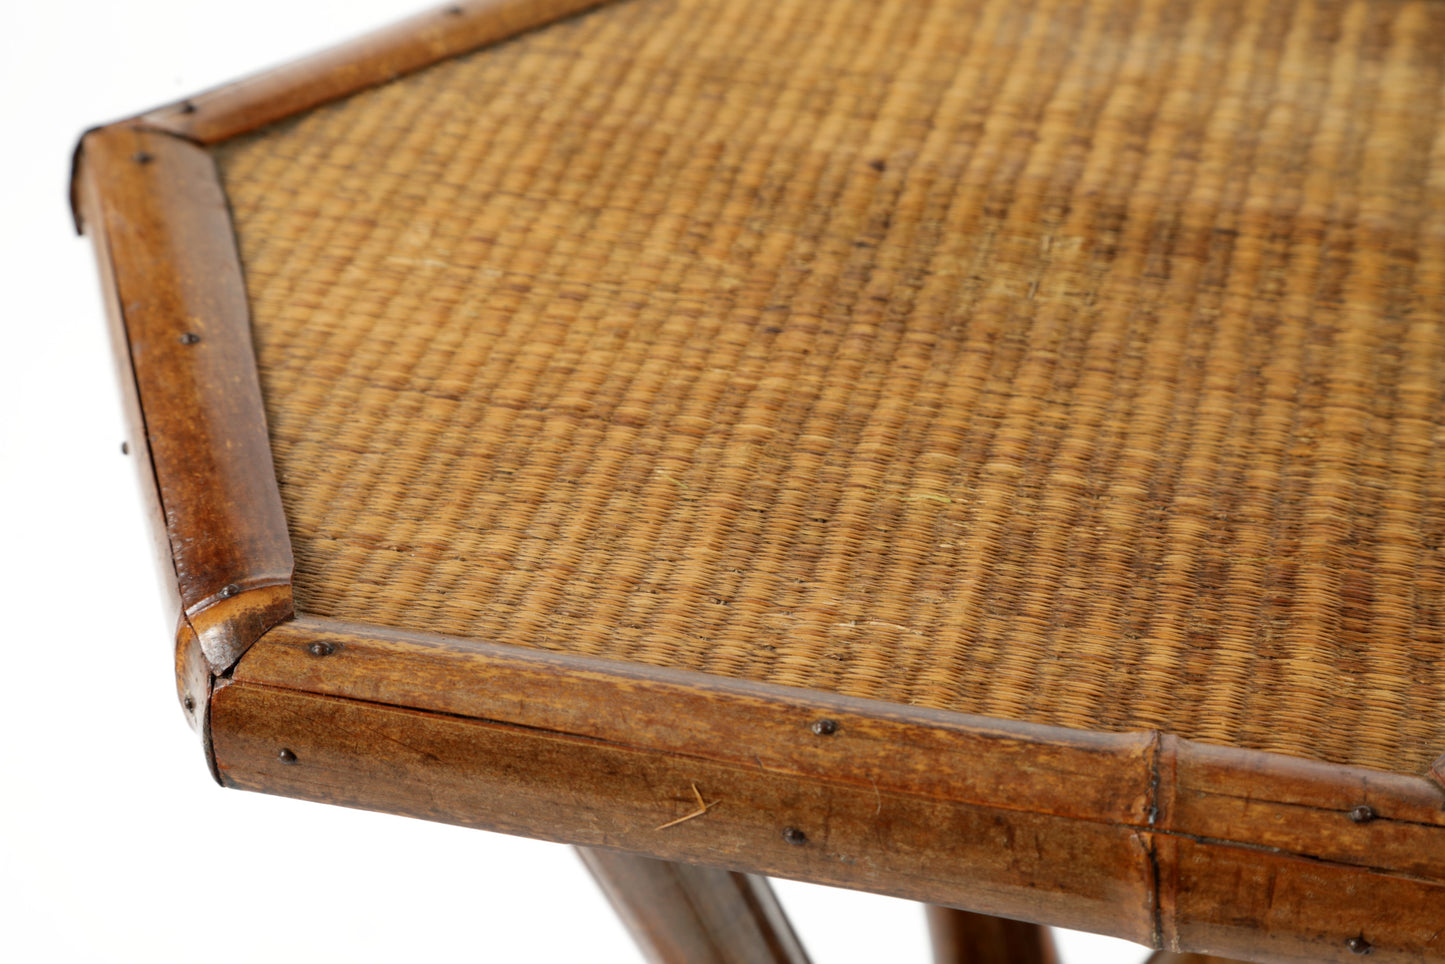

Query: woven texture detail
[217,0,1445,774]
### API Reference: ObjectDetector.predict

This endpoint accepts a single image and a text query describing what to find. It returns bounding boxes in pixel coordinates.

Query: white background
[0,2,1149,960]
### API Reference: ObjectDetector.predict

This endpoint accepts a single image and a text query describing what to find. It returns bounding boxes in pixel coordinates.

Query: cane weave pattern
[216,0,1445,774]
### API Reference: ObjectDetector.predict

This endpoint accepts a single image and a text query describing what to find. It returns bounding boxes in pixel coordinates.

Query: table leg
[579,848,812,964]
[926,905,1059,964]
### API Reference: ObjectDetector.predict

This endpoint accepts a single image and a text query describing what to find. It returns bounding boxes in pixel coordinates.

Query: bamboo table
[74,1,1445,961]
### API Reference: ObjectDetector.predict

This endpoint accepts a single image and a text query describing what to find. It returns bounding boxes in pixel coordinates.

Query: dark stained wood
[174,619,209,735]
[74,136,182,633]
[1145,953,1254,964]
[216,617,1445,962]
[236,617,1158,826]
[174,619,224,783]
[237,619,1445,871]
[925,906,1058,964]
[211,678,1158,941]
[71,3,1445,958]
[1157,739,1445,884]
[73,125,293,673]
[132,0,619,144]
[580,850,811,964]
[188,586,294,683]
[1153,835,1445,964]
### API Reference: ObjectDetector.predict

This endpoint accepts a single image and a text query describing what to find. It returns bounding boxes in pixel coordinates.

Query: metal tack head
[277,749,298,764]
[308,641,337,657]
[218,583,239,599]
[1346,936,1372,955]
[179,332,202,345]
[132,151,153,165]
[1349,805,1376,824]
[782,827,807,845]
[811,719,838,736]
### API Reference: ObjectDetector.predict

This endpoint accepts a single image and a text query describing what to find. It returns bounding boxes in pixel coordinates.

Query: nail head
[782,827,807,845]
[180,332,201,345]
[811,719,838,736]
[1347,937,1372,955]
[121,441,130,455]
[308,641,337,657]
[218,583,239,599]
[1349,805,1376,824]
[132,151,153,165]
[277,749,297,764]
[183,696,195,712]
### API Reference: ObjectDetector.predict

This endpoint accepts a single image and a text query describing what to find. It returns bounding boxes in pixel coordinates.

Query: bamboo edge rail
[69,0,620,234]
[69,0,631,694]
[211,615,1445,964]
[73,126,295,681]
[70,2,1445,961]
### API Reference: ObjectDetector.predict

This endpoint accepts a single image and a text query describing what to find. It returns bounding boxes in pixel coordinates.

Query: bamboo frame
[926,906,1059,964]
[581,850,812,963]
[74,125,293,691]
[72,2,1445,962]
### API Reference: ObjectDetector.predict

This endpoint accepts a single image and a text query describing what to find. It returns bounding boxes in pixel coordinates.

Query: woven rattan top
[215,0,1445,776]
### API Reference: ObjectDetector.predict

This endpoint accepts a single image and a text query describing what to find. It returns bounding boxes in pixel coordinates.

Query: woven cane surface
[216,0,1445,774]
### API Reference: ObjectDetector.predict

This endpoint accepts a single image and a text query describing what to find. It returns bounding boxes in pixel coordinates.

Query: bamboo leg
[926,905,1059,964]
[579,849,812,964]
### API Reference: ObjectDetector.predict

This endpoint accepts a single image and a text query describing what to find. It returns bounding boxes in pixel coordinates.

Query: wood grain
[73,125,293,672]
[211,0,1445,782]
[70,3,1445,958]
[1157,739,1445,883]
[133,0,619,143]
[174,619,209,735]
[73,133,182,633]
[214,616,1445,961]
[580,850,812,964]
[235,617,1158,826]
[211,678,1157,940]
[1153,835,1445,964]
[925,906,1058,964]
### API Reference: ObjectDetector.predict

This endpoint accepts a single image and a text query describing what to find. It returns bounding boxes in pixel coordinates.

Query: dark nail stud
[183,696,195,713]
[218,583,239,598]
[308,641,337,657]
[1349,805,1376,824]
[277,749,298,764]
[132,151,153,165]
[811,719,838,736]
[1346,937,1372,955]
[782,827,807,845]
[180,332,201,345]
